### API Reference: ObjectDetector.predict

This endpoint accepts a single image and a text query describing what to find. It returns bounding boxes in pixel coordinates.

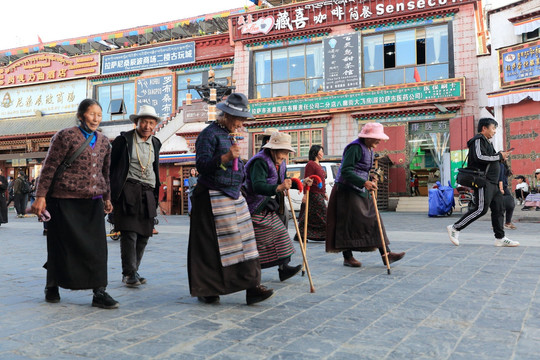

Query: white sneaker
[495,237,519,247]
[447,225,460,246]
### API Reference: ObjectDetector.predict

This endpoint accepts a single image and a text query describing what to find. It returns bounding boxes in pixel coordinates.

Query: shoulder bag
[46,134,93,198]
[456,153,490,189]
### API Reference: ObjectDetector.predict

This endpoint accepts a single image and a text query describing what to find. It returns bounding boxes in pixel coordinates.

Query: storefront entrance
[408,120,450,196]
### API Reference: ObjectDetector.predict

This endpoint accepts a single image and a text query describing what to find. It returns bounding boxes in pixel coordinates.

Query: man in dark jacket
[13,171,28,217]
[110,105,162,287]
[447,117,518,247]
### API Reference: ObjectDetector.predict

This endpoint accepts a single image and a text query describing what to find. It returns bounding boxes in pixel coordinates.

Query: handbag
[456,154,490,189]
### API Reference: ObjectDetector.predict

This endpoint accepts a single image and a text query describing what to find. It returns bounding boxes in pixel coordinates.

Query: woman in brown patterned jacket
[31,99,119,309]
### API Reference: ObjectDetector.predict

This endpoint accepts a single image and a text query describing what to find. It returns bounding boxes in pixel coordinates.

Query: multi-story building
[0,0,493,212]
[480,0,540,185]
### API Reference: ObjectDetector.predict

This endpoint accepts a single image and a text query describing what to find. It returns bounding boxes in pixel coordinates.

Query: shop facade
[229,0,487,195]
[0,53,101,181]
[481,0,540,188]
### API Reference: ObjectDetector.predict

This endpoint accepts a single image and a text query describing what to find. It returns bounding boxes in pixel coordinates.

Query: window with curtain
[251,128,324,157]
[363,24,450,87]
[177,68,233,105]
[253,43,323,99]
[96,82,135,122]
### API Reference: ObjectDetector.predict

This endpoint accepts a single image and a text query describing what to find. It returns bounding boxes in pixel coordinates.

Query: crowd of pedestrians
[0,94,534,311]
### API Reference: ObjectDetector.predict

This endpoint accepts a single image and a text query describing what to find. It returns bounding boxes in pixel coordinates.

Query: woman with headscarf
[188,93,274,305]
[31,99,118,309]
[297,144,327,242]
[326,122,405,268]
[244,132,312,281]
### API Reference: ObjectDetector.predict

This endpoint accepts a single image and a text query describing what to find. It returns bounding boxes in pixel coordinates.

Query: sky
[0,0,251,51]
[0,0,518,51]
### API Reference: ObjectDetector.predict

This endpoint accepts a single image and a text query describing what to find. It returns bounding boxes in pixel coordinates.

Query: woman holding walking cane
[244,131,312,281]
[326,122,405,268]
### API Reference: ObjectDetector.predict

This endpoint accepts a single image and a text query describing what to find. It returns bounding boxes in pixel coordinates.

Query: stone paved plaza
[1,210,539,359]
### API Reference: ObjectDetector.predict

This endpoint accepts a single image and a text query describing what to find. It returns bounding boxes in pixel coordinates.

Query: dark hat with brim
[216,93,254,119]
[515,175,526,180]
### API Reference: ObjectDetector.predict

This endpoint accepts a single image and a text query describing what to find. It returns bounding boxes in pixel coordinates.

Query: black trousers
[502,188,515,224]
[120,230,149,276]
[454,182,505,239]
[14,193,27,215]
[0,193,7,223]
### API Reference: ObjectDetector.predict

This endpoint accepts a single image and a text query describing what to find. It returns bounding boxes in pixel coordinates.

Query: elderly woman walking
[326,122,405,268]
[188,93,273,305]
[31,99,118,309]
[244,132,311,281]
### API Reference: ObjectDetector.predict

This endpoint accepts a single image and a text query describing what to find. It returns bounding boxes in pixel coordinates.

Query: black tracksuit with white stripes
[453,133,505,239]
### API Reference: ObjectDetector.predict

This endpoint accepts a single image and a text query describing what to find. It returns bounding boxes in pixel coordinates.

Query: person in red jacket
[297,145,327,242]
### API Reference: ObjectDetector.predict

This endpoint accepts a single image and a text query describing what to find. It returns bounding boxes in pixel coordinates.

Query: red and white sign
[231,0,476,41]
[0,53,100,88]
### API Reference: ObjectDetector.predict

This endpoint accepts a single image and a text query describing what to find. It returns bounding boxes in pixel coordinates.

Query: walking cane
[301,175,322,276]
[288,179,315,293]
[371,159,390,275]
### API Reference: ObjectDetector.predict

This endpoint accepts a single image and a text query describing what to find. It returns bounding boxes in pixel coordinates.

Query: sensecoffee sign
[231,0,474,41]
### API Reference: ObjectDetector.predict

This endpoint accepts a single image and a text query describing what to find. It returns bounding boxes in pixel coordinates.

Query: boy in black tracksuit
[446,118,518,247]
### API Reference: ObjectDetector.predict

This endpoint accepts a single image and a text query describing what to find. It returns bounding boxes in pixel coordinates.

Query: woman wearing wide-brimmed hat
[326,122,405,268]
[188,93,274,305]
[244,131,312,281]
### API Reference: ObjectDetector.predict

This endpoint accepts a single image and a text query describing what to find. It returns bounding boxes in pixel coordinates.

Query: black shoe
[278,264,302,282]
[197,296,220,304]
[246,285,274,305]
[92,289,119,309]
[44,287,60,303]
[122,273,141,288]
[136,272,147,284]
[42,229,47,236]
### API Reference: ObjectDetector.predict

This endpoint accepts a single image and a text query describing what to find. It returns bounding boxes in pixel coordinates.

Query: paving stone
[1,213,540,359]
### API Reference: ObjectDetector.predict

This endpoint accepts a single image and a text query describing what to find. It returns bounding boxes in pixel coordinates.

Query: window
[177,68,233,105]
[523,28,539,42]
[97,82,135,121]
[363,24,450,87]
[251,128,323,157]
[254,43,323,99]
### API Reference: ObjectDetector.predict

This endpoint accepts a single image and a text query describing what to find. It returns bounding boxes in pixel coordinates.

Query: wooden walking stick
[288,179,315,293]
[301,175,322,276]
[371,158,390,275]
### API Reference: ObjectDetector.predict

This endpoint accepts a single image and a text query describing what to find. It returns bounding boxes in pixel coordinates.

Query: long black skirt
[326,184,389,253]
[46,198,108,290]
[0,194,7,223]
[188,184,261,297]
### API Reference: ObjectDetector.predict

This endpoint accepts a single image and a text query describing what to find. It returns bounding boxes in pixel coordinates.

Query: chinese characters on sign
[249,78,464,117]
[499,39,540,88]
[0,53,100,88]
[0,80,86,118]
[410,120,448,134]
[232,0,473,41]
[102,42,195,75]
[324,33,360,91]
[136,75,174,120]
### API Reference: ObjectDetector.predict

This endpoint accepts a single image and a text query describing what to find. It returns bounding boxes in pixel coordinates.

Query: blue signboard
[102,42,195,74]
[499,39,540,88]
[136,74,174,120]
